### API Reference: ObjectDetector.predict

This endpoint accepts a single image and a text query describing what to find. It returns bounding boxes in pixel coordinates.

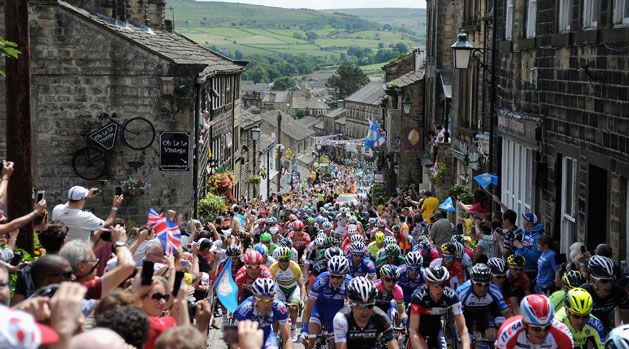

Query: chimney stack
[164,19,173,33]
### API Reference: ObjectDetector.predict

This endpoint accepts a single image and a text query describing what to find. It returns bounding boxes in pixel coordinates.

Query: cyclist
[496,294,573,348]
[215,244,243,280]
[333,276,399,349]
[456,263,511,342]
[605,324,629,348]
[376,236,398,261]
[548,270,586,312]
[276,237,299,264]
[581,255,629,333]
[235,278,293,349]
[430,242,466,289]
[505,254,530,314]
[375,244,405,270]
[346,241,376,280]
[270,247,307,338]
[235,249,274,303]
[368,231,385,260]
[303,236,326,281]
[408,266,471,349]
[255,243,276,268]
[487,257,516,315]
[396,251,424,305]
[308,247,344,288]
[374,264,407,325]
[555,287,605,349]
[300,255,353,349]
[260,232,278,256]
[412,237,440,268]
[288,220,310,261]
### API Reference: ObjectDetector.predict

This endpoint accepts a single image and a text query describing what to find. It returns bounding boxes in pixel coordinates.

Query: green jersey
[555,307,605,349]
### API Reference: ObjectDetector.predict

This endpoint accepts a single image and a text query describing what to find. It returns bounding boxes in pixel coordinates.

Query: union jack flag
[148,208,181,254]
[148,208,165,228]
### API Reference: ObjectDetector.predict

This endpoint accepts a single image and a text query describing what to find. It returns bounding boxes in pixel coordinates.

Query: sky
[202,0,426,9]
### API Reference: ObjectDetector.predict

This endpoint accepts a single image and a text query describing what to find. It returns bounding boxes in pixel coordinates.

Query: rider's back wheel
[122,117,155,150]
[72,146,107,180]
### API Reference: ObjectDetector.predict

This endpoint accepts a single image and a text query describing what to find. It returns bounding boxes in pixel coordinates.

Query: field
[320,8,427,36]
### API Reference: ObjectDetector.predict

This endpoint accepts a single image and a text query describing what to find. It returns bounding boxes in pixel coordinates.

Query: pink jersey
[496,316,573,349]
[374,280,404,303]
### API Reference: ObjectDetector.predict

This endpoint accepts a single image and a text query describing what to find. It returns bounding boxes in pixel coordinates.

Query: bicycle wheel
[122,117,155,150]
[72,146,108,180]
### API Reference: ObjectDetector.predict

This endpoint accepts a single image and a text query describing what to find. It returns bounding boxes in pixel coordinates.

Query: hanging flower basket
[248,175,262,184]
[260,166,267,179]
[120,178,151,196]
[207,171,235,203]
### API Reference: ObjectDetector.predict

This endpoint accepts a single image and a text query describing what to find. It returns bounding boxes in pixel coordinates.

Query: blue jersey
[455,280,508,313]
[309,271,352,318]
[346,256,376,278]
[396,264,424,304]
[235,296,290,348]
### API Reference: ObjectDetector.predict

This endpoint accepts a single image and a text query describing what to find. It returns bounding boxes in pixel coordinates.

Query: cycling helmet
[362,210,370,217]
[520,294,554,326]
[385,244,401,257]
[270,217,278,224]
[374,232,385,243]
[349,234,364,244]
[605,324,629,349]
[348,216,357,224]
[423,266,450,283]
[324,247,343,260]
[254,243,267,257]
[384,236,396,246]
[405,251,423,268]
[392,225,400,233]
[368,217,377,225]
[316,216,326,223]
[243,250,264,265]
[564,287,593,316]
[251,278,275,297]
[451,234,465,244]
[314,237,325,247]
[440,242,457,256]
[294,220,306,231]
[487,257,507,275]
[307,217,315,224]
[349,241,367,255]
[226,244,241,257]
[379,264,398,279]
[507,254,525,268]
[340,207,350,214]
[470,263,493,283]
[588,255,615,279]
[260,232,272,242]
[377,218,386,228]
[264,217,274,225]
[328,255,350,275]
[280,237,293,248]
[286,222,293,231]
[418,239,433,251]
[316,232,327,241]
[347,276,377,303]
[323,236,337,248]
[322,221,333,230]
[276,246,292,260]
[288,214,297,221]
[562,270,586,289]
[452,242,465,258]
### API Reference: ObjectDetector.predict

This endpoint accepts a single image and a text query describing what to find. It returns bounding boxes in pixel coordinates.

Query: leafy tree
[234,50,244,60]
[250,66,269,83]
[326,63,369,106]
[296,108,306,119]
[382,24,392,31]
[394,42,409,55]
[272,77,296,91]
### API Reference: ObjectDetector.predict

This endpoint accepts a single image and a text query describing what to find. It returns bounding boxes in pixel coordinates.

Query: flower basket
[248,175,262,184]
[197,193,227,223]
[207,171,235,203]
[260,166,267,179]
[447,184,474,204]
[428,162,449,186]
[120,178,151,196]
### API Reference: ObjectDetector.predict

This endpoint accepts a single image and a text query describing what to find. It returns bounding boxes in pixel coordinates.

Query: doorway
[586,164,608,252]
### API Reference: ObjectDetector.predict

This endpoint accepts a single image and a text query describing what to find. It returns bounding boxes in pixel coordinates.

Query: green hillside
[320,8,427,37]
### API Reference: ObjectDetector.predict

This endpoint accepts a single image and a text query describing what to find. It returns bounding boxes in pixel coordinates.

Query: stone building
[343,81,386,139]
[381,51,426,193]
[0,0,245,222]
[237,110,262,200]
[491,0,629,260]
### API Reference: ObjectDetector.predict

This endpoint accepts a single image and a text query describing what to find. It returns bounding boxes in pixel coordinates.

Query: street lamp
[402,95,412,115]
[451,32,475,69]
[251,125,261,141]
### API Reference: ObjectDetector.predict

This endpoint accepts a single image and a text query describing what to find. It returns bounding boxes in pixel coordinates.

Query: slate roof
[243,81,271,93]
[325,108,345,119]
[60,1,243,76]
[291,96,330,110]
[240,109,262,129]
[258,133,276,152]
[386,71,425,89]
[345,81,385,105]
[260,111,316,141]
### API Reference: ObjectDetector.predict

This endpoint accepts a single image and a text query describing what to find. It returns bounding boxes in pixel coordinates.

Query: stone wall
[0,2,198,223]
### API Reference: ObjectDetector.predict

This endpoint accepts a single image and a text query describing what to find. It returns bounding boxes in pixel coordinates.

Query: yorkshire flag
[363,120,385,151]
[473,173,499,189]
[214,258,238,313]
[439,197,457,212]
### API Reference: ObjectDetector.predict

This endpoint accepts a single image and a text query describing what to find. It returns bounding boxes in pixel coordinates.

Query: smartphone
[99,228,112,242]
[580,245,586,254]
[223,324,239,345]
[115,186,122,196]
[36,190,45,202]
[180,260,191,269]
[141,260,155,286]
[172,271,185,296]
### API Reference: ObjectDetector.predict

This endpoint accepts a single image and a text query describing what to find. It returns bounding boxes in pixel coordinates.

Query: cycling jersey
[411,247,440,267]
[374,279,404,318]
[288,231,311,250]
[347,256,376,278]
[235,296,290,349]
[375,254,405,270]
[581,282,629,333]
[548,289,566,312]
[396,264,424,305]
[429,258,465,290]
[506,270,530,301]
[333,306,394,347]
[554,307,605,349]
[410,284,463,348]
[308,271,352,331]
[269,260,303,288]
[234,265,274,302]
[496,315,573,349]
[367,241,383,258]
[456,280,508,313]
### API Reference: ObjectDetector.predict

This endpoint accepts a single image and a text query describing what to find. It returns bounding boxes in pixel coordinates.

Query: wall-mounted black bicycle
[71,112,155,180]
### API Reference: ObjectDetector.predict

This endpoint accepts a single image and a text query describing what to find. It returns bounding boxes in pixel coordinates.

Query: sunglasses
[595,278,613,284]
[493,275,506,279]
[246,264,261,269]
[382,277,396,283]
[151,293,170,302]
[474,282,490,287]
[351,302,375,309]
[255,297,274,304]
[528,324,551,332]
[407,266,420,271]
[570,313,589,320]
[279,259,290,263]
[443,254,456,260]
[329,274,345,279]
[510,267,523,271]
[352,253,363,257]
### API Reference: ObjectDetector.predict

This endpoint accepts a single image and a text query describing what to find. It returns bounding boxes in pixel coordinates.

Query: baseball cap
[68,186,89,200]
[522,212,538,224]
[0,305,59,349]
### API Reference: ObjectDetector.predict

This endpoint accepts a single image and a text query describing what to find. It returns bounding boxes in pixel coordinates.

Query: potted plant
[260,166,267,179]
[120,178,151,196]
[197,192,227,223]
[248,175,262,184]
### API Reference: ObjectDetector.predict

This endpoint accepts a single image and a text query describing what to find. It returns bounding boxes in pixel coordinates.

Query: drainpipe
[192,77,202,219]
[488,0,498,186]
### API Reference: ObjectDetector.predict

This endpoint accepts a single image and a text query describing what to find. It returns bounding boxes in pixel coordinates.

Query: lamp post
[251,125,261,199]
[402,95,412,115]
[277,111,282,193]
[451,33,475,70]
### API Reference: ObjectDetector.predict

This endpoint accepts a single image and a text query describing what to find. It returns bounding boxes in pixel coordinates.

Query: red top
[234,264,273,302]
[288,231,311,250]
[81,277,102,300]
[145,315,177,349]
[495,316,573,349]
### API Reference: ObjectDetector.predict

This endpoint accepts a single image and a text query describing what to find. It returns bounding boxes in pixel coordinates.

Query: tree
[234,50,244,60]
[296,108,306,119]
[250,66,269,83]
[326,63,369,106]
[382,24,392,32]
[394,42,409,55]
[272,77,296,91]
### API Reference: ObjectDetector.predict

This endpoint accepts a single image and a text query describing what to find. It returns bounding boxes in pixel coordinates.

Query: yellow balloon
[408,129,420,145]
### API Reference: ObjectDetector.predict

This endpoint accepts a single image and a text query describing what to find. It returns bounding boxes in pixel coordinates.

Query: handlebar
[307,333,333,339]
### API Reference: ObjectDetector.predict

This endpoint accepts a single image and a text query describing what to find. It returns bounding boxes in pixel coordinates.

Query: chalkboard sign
[160,132,190,171]
[89,123,118,150]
